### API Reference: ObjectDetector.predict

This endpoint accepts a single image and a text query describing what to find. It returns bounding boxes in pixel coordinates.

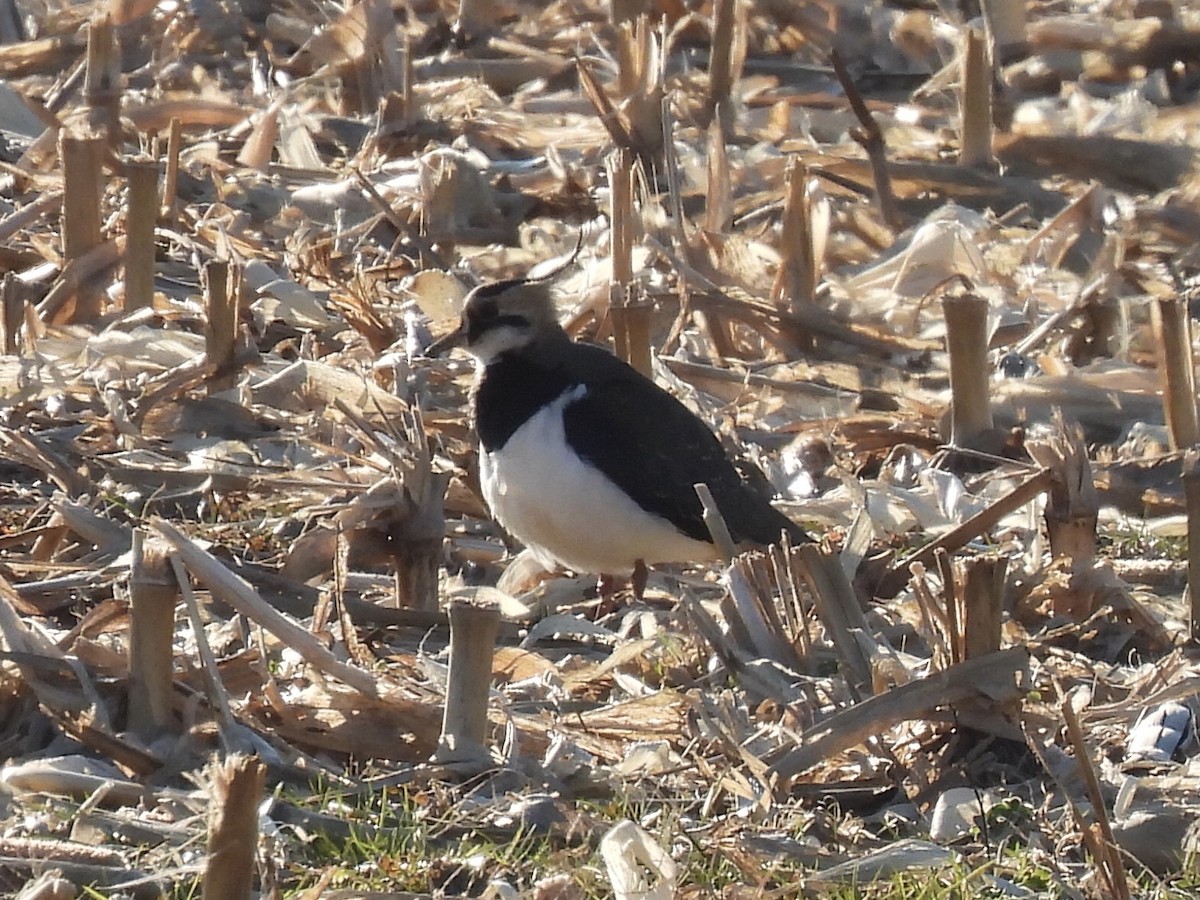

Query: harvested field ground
[1,0,1200,897]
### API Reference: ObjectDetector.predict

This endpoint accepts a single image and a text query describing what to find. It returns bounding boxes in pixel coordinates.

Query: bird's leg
[594,562,647,617]
[632,559,648,601]
[597,573,617,601]
[595,572,620,618]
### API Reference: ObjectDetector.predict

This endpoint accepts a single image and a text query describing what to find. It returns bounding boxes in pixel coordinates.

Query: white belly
[479,387,717,575]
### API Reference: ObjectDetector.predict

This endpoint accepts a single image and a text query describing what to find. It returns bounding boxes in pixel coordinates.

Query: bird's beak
[426,322,465,356]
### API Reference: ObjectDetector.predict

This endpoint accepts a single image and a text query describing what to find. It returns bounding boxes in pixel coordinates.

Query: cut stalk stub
[942,291,996,450]
[433,597,501,767]
[203,753,265,900]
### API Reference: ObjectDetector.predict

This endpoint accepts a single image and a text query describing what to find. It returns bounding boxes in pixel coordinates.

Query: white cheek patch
[467,324,529,364]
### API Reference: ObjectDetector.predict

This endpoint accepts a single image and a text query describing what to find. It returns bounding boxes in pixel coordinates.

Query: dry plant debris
[0,0,1199,896]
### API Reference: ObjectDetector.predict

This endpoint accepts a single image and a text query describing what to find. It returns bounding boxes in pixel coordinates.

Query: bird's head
[426,242,580,364]
[427,278,561,364]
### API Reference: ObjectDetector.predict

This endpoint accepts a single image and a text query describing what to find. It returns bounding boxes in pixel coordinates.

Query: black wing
[559,345,807,546]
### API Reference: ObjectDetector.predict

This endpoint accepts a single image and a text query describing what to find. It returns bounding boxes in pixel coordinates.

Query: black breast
[473,354,576,452]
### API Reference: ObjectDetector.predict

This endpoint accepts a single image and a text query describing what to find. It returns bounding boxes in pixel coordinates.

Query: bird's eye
[475,296,498,320]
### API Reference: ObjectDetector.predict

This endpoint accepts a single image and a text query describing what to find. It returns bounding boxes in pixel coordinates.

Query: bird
[427,262,810,600]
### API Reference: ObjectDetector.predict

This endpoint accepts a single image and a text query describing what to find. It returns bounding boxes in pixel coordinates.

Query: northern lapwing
[428,263,810,599]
